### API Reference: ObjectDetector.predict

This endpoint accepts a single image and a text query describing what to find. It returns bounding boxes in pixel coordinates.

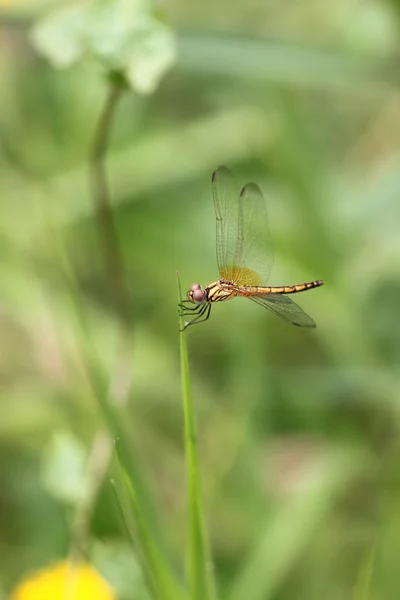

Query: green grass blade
[177,31,400,91]
[177,274,216,600]
[112,441,187,600]
[353,539,377,600]
[229,446,366,600]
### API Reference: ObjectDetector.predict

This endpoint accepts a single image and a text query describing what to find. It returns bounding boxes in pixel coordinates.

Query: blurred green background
[1,0,400,598]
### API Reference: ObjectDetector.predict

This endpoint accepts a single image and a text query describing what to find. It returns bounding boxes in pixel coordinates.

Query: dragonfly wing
[233,181,274,285]
[249,293,316,328]
[212,166,240,282]
[212,167,274,286]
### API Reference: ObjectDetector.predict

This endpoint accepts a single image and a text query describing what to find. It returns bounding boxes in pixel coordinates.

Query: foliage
[1,0,400,598]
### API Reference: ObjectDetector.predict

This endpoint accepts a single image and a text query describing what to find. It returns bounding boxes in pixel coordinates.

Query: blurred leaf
[229,446,368,600]
[177,31,400,91]
[341,1,397,53]
[124,17,177,94]
[41,431,88,505]
[31,3,91,68]
[31,0,177,94]
[92,539,150,600]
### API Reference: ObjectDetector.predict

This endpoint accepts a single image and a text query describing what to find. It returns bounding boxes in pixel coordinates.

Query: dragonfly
[179,166,323,329]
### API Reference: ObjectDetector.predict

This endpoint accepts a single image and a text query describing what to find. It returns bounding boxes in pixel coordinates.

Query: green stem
[67,74,138,563]
[89,73,132,329]
[178,274,216,600]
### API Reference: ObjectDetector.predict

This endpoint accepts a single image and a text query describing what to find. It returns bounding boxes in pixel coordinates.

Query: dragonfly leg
[178,302,205,327]
[180,304,208,330]
[181,303,212,330]
[178,302,202,314]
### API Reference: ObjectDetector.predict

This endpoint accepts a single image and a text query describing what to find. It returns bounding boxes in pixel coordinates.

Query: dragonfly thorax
[187,283,208,305]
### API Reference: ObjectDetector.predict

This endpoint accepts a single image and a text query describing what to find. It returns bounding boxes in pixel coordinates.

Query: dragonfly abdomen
[269,280,323,294]
[233,280,323,296]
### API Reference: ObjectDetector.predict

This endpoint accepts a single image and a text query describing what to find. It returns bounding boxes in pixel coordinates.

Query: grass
[105,277,216,600]
[178,275,216,600]
[112,443,185,600]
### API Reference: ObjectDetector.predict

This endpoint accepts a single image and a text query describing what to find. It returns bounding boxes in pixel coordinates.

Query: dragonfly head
[187,283,207,304]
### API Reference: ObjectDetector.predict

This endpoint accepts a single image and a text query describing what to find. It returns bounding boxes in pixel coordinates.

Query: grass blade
[177,31,400,90]
[112,441,186,600]
[177,274,216,600]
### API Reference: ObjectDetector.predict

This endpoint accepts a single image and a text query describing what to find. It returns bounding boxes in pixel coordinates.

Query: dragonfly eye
[192,288,205,303]
[187,283,205,304]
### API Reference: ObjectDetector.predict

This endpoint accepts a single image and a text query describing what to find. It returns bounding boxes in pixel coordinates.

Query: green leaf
[31,3,90,68]
[92,539,150,600]
[124,17,177,95]
[31,0,177,94]
[41,431,88,505]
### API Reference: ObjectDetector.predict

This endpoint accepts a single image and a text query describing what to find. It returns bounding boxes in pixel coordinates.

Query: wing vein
[248,294,316,328]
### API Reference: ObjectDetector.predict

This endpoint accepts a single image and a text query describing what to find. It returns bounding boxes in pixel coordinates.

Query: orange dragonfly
[180,166,323,329]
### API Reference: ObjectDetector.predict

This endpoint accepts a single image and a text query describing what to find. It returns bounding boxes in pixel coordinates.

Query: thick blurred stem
[89,75,132,329]
[69,75,134,563]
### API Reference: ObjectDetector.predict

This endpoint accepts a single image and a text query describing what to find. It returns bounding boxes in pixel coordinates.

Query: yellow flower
[10,560,116,600]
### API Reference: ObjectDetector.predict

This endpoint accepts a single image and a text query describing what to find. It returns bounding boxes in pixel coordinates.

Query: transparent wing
[212,167,274,285]
[249,293,316,328]
[234,182,274,285]
[212,166,240,282]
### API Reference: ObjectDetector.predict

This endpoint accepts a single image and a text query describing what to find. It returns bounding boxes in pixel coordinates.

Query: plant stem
[178,274,216,600]
[89,74,132,329]
[69,74,136,563]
